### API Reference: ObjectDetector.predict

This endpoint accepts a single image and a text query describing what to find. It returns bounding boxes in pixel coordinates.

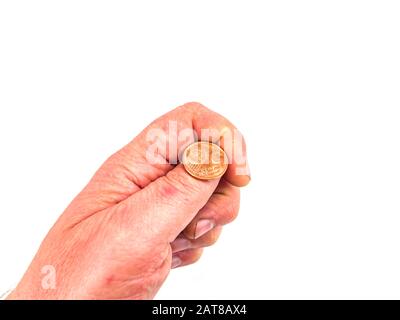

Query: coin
[182,142,229,180]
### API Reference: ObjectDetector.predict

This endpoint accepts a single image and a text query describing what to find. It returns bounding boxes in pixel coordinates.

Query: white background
[1,1,400,299]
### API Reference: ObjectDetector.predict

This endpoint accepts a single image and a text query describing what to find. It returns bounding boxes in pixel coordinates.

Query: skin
[8,102,250,300]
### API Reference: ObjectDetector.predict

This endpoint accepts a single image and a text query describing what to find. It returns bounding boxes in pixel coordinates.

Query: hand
[8,102,250,300]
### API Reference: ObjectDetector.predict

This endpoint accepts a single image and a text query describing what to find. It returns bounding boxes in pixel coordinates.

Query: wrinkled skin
[8,102,250,300]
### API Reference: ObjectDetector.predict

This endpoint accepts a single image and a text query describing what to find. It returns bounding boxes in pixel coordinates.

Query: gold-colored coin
[182,142,228,180]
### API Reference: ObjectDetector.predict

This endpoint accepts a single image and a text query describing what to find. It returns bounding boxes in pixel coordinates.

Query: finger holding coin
[185,103,251,187]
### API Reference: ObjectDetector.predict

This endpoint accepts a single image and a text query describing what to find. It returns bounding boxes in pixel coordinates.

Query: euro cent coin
[182,142,229,180]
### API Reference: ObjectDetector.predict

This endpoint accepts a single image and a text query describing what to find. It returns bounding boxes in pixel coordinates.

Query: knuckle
[180,101,208,113]
[189,249,204,263]
[204,229,221,246]
[221,195,240,223]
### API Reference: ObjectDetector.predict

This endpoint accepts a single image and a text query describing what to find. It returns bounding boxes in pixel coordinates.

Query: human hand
[8,102,250,300]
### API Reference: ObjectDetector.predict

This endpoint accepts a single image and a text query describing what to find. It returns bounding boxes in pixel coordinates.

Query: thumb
[115,164,220,243]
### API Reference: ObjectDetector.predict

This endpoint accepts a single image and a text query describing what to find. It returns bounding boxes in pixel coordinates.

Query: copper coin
[182,142,228,180]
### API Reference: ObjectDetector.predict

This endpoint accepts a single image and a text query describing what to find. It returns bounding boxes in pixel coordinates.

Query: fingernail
[194,219,215,239]
[171,256,181,269]
[171,238,192,253]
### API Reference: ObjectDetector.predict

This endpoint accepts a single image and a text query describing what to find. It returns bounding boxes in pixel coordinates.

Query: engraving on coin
[182,142,228,180]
